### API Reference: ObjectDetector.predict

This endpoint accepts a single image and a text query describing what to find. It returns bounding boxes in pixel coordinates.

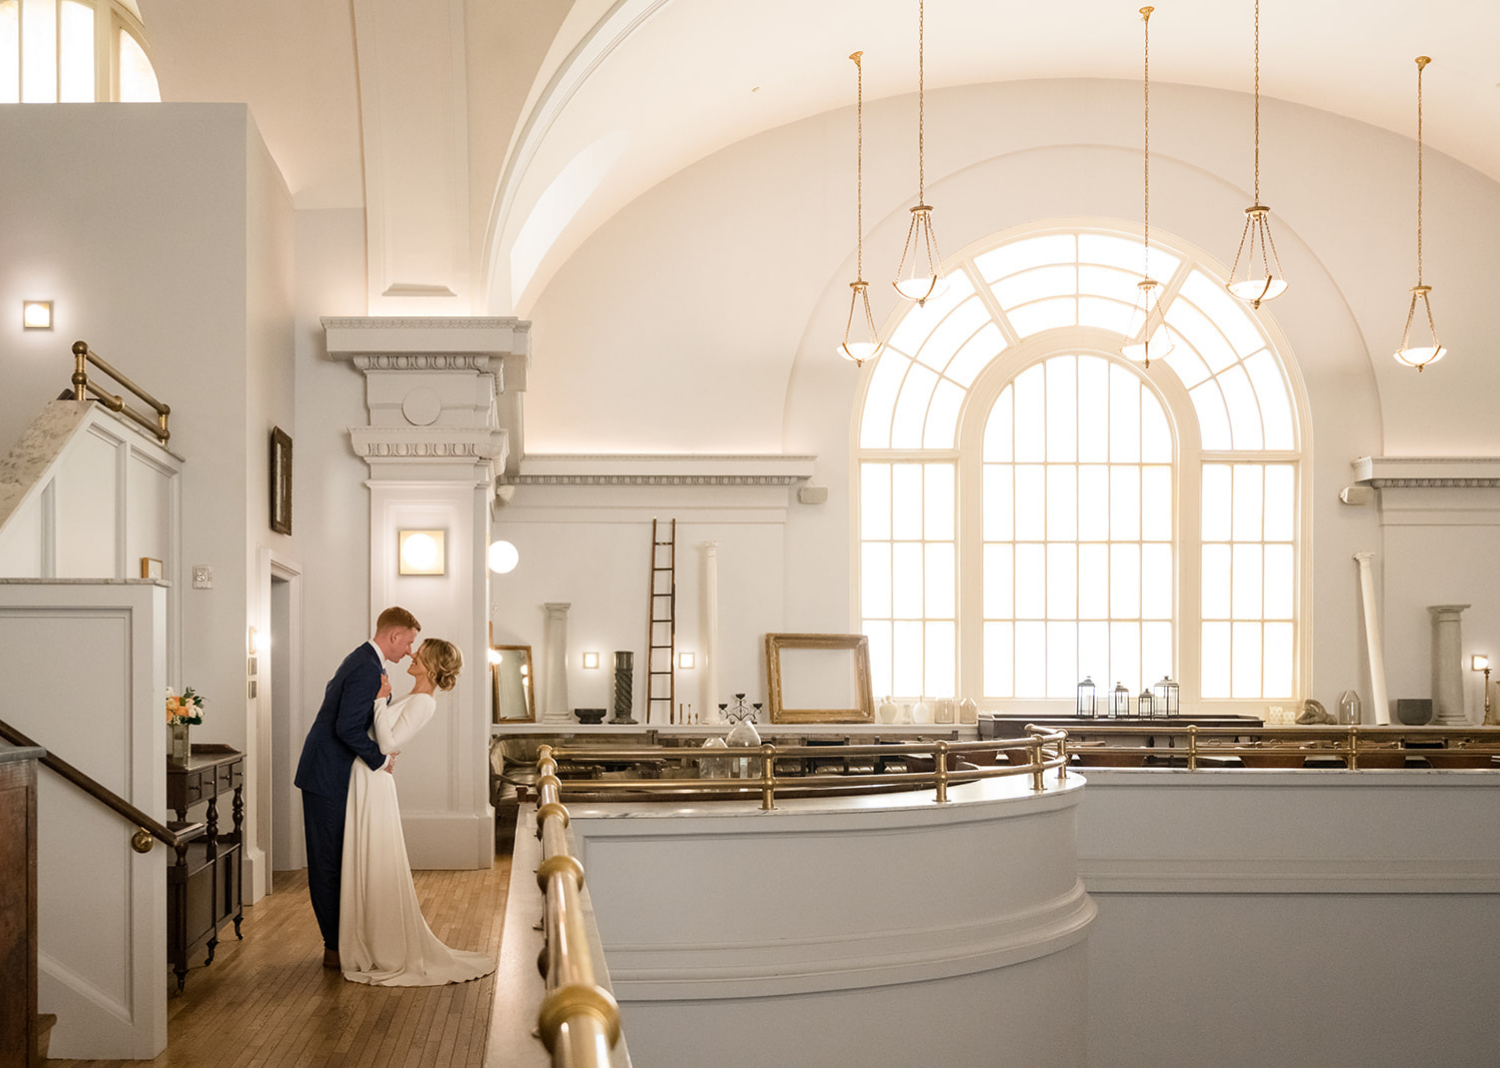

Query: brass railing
[534,745,623,1067]
[543,731,1072,810]
[1049,723,1500,769]
[0,718,204,853]
[71,340,171,444]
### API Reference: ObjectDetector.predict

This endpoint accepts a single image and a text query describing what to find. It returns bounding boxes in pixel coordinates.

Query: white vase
[168,721,190,768]
[878,696,898,723]
[912,698,932,724]
[934,698,955,724]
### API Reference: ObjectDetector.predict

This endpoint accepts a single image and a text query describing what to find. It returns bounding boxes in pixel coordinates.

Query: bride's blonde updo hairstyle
[417,639,463,692]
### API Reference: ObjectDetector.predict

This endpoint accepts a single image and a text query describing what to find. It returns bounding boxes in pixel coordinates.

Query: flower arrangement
[166,686,206,726]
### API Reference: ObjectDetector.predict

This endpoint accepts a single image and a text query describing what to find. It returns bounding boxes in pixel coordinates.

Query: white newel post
[1354,552,1391,725]
[1429,604,1471,725]
[326,316,528,869]
[541,602,573,723]
[702,540,720,724]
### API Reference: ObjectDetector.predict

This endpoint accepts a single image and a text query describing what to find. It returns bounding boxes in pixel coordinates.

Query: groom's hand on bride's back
[378,674,392,700]
[385,750,400,774]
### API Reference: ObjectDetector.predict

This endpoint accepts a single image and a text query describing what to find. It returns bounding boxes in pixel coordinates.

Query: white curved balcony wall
[565,773,1093,1067]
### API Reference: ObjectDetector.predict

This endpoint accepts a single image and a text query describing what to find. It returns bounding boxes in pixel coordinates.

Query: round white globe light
[400,532,439,572]
[487,539,520,574]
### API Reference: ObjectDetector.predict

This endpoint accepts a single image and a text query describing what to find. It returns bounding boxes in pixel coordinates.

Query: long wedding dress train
[339,693,495,986]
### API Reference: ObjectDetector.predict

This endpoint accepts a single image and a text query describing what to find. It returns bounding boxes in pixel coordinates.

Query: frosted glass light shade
[893,206,948,306]
[487,539,520,574]
[398,530,445,575]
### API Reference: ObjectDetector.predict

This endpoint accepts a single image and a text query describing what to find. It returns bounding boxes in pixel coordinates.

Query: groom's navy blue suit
[294,641,389,951]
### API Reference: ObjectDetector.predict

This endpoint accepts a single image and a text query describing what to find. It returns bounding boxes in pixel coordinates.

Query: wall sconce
[582,651,599,670]
[678,651,695,670]
[398,530,445,575]
[487,539,519,574]
[22,301,52,330]
[248,626,259,655]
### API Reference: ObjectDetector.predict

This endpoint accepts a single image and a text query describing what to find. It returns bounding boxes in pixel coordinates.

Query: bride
[339,638,496,986]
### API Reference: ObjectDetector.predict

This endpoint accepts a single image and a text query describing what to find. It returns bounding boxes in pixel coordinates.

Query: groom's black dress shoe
[323,949,341,970]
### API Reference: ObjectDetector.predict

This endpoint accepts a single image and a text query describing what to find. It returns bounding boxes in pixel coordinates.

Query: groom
[295,606,421,969]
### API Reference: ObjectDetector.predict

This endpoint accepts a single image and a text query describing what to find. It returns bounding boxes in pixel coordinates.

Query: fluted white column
[1429,604,1471,725]
[702,541,720,724]
[541,602,573,723]
[1354,552,1391,725]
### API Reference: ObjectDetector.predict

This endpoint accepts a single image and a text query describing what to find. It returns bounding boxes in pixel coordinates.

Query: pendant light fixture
[1121,6,1175,369]
[1394,56,1446,371]
[893,0,947,305]
[1226,0,1288,308]
[838,51,884,366]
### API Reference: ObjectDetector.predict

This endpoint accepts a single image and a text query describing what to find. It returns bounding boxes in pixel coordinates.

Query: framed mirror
[492,644,536,723]
[764,633,874,723]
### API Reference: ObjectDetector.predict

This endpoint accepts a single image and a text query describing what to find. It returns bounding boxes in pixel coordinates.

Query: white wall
[515,78,1500,716]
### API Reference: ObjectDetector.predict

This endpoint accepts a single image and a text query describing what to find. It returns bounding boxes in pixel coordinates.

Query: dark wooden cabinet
[166,744,244,992]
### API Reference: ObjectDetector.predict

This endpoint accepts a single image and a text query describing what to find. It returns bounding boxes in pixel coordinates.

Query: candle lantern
[1111,681,1131,719]
[1153,676,1180,718]
[1076,676,1097,719]
[1138,689,1156,719]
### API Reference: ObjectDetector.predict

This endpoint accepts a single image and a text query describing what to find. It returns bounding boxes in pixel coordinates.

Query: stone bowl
[573,708,607,724]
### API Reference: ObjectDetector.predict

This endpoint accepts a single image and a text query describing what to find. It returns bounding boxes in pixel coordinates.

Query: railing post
[759,744,776,810]
[934,740,948,803]
[72,340,88,401]
[1031,737,1045,792]
[1349,725,1360,769]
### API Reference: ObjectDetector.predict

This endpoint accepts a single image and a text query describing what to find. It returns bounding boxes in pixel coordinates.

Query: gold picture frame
[492,643,536,723]
[764,633,874,723]
[270,426,293,535]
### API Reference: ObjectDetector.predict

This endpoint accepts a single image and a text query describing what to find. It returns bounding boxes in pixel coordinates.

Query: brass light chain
[918,0,925,204]
[1141,6,1152,281]
[1253,0,1260,203]
[1416,55,1427,285]
[853,50,864,279]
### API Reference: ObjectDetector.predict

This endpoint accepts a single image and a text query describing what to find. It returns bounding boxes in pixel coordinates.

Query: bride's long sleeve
[372,694,436,753]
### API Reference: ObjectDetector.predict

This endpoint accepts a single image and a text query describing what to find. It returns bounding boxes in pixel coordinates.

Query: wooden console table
[166,744,244,992]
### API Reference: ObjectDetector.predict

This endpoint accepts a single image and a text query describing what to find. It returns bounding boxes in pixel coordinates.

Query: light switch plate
[192,566,213,589]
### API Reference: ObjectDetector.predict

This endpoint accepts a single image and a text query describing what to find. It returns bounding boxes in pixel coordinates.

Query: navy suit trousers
[302,790,347,951]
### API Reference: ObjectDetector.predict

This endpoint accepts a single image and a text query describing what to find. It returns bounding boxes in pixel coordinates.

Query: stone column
[541,603,573,723]
[1354,553,1391,725]
[1429,604,1471,725]
[702,541,720,724]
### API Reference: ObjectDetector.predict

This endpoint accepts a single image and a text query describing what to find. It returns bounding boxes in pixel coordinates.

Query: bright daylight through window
[857,227,1304,708]
[0,0,159,104]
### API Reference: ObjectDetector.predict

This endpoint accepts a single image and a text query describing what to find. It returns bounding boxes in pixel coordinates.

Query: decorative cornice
[352,354,497,372]
[350,426,508,462]
[513,473,806,487]
[322,316,529,332]
[1352,456,1500,489]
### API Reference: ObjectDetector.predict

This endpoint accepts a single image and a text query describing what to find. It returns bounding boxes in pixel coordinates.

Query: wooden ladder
[645,517,676,725]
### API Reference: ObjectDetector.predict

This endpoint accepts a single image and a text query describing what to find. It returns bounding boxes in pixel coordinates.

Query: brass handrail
[0,718,204,853]
[1029,723,1500,770]
[544,731,1072,811]
[71,341,171,444]
[534,745,622,1067]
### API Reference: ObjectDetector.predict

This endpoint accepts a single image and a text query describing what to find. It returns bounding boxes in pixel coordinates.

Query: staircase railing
[0,718,203,854]
[70,340,171,445]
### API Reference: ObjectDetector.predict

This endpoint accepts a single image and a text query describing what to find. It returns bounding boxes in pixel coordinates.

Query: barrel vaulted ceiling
[136,0,1500,317]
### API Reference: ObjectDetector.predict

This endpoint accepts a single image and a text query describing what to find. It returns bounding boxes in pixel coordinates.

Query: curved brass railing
[544,731,1071,809]
[71,341,171,444]
[534,745,622,1066]
[1047,723,1500,769]
[0,718,204,853]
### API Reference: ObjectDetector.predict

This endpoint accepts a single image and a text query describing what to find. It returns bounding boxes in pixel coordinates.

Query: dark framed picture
[270,427,293,535]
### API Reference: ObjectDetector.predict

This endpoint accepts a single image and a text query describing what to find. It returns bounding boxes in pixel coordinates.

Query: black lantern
[1154,676,1180,718]
[1111,681,1130,719]
[1138,688,1156,719]
[1077,676,1097,719]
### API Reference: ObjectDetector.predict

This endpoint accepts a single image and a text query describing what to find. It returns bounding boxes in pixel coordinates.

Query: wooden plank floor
[48,860,512,1068]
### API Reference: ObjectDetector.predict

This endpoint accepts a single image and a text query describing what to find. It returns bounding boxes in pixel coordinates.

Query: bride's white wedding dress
[339,692,496,986]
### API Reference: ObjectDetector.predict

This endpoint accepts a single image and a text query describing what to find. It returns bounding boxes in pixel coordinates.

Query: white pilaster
[702,540,720,724]
[1429,604,1471,725]
[327,317,528,869]
[541,602,573,723]
[1354,552,1391,725]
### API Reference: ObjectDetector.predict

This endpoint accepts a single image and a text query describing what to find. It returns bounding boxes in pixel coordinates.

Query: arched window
[0,0,159,104]
[856,225,1307,711]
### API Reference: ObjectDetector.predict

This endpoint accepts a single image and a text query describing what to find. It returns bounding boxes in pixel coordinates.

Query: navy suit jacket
[294,642,389,799]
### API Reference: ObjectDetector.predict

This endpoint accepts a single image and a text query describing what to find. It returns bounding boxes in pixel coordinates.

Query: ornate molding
[1352,456,1500,489]
[352,354,497,372]
[514,453,817,487]
[350,427,508,470]
[513,473,807,487]
[322,316,530,332]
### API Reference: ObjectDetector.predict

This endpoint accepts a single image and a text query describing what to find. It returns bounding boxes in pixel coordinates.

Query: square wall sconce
[22,301,53,330]
[582,652,600,670]
[398,530,446,575]
[678,651,695,670]
[1473,655,1490,672]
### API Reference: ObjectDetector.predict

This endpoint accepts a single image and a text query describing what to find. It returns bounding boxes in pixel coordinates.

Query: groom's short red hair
[375,606,421,634]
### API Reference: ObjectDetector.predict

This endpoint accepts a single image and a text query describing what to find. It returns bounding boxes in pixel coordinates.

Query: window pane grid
[860,461,956,698]
[982,355,1173,698]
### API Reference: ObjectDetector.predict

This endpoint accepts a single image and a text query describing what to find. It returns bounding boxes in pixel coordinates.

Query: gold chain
[918,0,925,203]
[1253,0,1260,203]
[1142,6,1152,278]
[1416,57,1425,284]
[853,51,864,278]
